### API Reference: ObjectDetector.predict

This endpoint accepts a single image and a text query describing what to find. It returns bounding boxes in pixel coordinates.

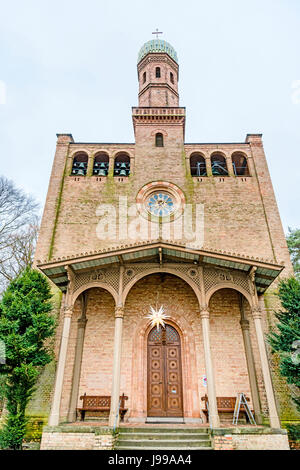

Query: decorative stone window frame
[136,181,185,223]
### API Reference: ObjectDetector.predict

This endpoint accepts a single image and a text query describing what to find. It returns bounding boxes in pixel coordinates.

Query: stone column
[48,305,73,426]
[109,156,114,176]
[67,293,88,422]
[240,318,262,424]
[200,308,220,428]
[252,308,281,428]
[205,157,212,176]
[108,306,124,427]
[226,155,234,176]
[87,153,94,176]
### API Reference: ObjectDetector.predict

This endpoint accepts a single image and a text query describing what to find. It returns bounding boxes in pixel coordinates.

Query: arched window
[71,152,88,176]
[93,152,109,176]
[156,67,161,78]
[211,153,228,176]
[190,153,207,176]
[143,71,146,84]
[155,133,164,147]
[170,72,174,84]
[232,152,250,176]
[114,153,130,176]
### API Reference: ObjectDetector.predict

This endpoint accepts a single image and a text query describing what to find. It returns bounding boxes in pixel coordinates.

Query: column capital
[240,319,250,330]
[200,307,210,319]
[63,305,73,318]
[77,317,88,327]
[115,306,124,319]
[252,307,262,320]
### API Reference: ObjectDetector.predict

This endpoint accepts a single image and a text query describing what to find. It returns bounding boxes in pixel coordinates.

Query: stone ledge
[42,425,117,435]
[211,427,288,436]
[40,428,117,450]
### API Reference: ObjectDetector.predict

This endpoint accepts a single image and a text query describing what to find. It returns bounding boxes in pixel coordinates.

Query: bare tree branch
[0,176,39,292]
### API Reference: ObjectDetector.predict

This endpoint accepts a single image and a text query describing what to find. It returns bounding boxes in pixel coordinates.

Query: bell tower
[132,39,185,143]
[137,39,179,107]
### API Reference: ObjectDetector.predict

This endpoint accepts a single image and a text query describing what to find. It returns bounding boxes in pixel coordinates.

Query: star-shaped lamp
[146,305,168,330]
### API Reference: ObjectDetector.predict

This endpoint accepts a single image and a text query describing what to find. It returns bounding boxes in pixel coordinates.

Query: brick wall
[40,426,116,450]
[34,138,293,279]
[212,428,290,450]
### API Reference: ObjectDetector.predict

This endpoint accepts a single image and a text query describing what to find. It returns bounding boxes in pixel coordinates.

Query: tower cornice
[137,53,179,73]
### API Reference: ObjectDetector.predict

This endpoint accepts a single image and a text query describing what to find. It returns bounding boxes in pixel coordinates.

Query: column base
[48,413,60,426]
[108,411,120,428]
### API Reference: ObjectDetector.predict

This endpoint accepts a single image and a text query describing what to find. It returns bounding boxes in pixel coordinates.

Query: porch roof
[36,241,284,294]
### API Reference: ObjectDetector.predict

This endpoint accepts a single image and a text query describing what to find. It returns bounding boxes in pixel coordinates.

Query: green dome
[137,39,178,64]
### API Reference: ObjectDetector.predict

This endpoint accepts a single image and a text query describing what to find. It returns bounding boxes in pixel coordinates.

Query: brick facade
[33,38,299,438]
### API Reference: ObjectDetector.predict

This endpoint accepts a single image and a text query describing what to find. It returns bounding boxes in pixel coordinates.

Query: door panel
[165,345,183,415]
[148,344,165,416]
[147,324,183,417]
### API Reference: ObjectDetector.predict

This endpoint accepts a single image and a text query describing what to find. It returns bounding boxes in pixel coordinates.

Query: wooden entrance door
[147,324,183,417]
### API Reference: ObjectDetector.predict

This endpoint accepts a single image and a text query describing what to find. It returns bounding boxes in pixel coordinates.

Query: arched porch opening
[63,286,116,422]
[207,287,262,424]
[123,272,203,422]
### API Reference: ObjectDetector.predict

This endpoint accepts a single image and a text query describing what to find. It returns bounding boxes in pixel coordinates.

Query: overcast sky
[0,0,299,233]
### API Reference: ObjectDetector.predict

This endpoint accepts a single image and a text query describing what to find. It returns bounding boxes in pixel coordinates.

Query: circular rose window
[136,182,185,222]
[147,192,175,217]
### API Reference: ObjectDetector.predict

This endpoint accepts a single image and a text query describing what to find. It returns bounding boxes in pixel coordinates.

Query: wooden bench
[201,394,253,422]
[77,393,128,422]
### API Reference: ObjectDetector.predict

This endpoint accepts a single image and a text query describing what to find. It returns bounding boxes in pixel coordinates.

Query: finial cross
[152,28,163,39]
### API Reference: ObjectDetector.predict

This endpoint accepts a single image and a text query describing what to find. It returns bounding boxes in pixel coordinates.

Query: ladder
[232,393,256,425]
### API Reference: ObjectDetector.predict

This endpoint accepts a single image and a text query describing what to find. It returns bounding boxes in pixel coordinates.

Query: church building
[35,38,294,450]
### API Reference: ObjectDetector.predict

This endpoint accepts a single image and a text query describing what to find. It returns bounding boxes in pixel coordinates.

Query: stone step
[116,426,212,450]
[118,432,210,441]
[146,417,185,424]
[117,439,211,448]
[119,427,210,434]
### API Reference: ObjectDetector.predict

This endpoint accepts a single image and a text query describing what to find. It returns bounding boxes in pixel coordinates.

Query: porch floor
[64,420,265,430]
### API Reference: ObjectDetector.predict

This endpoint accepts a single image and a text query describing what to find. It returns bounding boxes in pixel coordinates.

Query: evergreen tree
[0,268,55,449]
[268,277,300,411]
[286,227,300,280]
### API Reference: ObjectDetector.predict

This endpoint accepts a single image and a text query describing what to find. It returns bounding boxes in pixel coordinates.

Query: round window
[136,182,185,222]
[146,192,176,217]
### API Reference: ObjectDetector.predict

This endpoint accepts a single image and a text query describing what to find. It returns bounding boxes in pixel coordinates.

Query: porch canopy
[37,240,283,295]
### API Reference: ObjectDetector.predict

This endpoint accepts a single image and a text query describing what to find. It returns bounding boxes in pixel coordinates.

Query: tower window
[114,153,130,177]
[190,153,207,176]
[170,72,174,84]
[155,133,164,147]
[232,152,250,176]
[71,152,88,176]
[143,71,146,84]
[93,152,109,176]
[211,154,228,176]
[155,67,161,78]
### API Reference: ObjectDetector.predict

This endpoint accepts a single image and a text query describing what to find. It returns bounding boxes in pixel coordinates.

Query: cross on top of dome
[152,28,163,39]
